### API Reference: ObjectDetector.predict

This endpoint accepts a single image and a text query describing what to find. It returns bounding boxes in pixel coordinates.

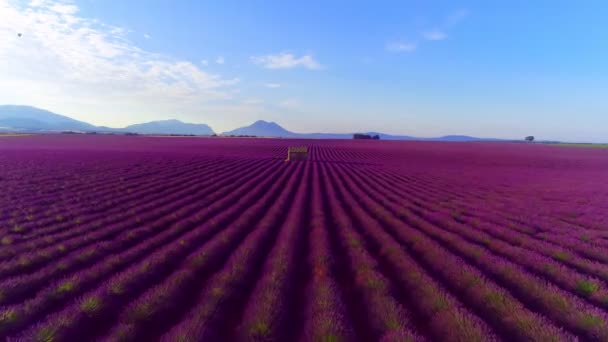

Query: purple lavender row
[327,163,499,341]
[0,157,235,251]
[388,168,608,245]
[104,164,301,340]
[343,163,607,340]
[319,165,422,341]
[0,158,271,306]
[390,171,608,286]
[0,154,175,229]
[233,163,312,340]
[336,162,575,341]
[298,162,355,342]
[0,158,259,282]
[363,166,608,285]
[0,154,137,216]
[0,160,284,338]
[385,178,608,309]
[0,158,233,256]
[8,160,214,239]
[0,156,216,240]
[357,166,608,300]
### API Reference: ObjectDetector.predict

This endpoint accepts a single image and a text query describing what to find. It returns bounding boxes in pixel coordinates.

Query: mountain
[0,105,512,141]
[0,105,97,132]
[221,120,296,137]
[221,122,418,140]
[364,132,416,140]
[294,132,415,140]
[0,106,214,135]
[124,119,214,135]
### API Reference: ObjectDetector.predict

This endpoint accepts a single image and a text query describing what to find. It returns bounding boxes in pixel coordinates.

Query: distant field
[1,135,607,340]
[0,133,33,137]
[551,143,608,149]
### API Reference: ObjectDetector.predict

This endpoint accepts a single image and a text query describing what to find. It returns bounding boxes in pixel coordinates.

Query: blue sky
[1,0,607,141]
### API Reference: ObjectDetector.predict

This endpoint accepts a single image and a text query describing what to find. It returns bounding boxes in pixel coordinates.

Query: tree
[525,136,535,142]
[354,133,380,140]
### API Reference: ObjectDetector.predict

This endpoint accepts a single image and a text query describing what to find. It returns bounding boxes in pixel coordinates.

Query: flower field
[1,134,608,341]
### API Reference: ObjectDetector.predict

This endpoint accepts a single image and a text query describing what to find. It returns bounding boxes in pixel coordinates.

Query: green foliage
[552,251,570,262]
[35,326,58,342]
[80,296,102,315]
[0,309,17,324]
[576,280,599,296]
[56,281,75,294]
[320,334,338,342]
[250,320,270,337]
[578,314,604,330]
[110,282,125,295]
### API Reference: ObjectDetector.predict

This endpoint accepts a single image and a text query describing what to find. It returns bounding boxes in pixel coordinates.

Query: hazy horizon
[1,0,607,142]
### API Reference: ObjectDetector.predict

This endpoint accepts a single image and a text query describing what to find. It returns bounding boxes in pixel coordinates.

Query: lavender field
[1,134,608,341]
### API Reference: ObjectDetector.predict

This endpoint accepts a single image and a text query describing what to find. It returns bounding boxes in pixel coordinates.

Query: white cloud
[143,33,151,39]
[420,9,468,42]
[48,3,78,15]
[251,53,322,70]
[264,83,281,88]
[215,56,225,64]
[200,59,208,66]
[29,0,46,7]
[423,29,447,41]
[386,42,417,52]
[0,0,239,126]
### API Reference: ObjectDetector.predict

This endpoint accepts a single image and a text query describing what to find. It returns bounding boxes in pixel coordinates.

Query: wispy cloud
[200,59,208,66]
[422,9,469,41]
[215,56,225,64]
[264,83,281,88]
[446,9,469,27]
[47,2,78,15]
[251,52,322,70]
[143,33,151,39]
[386,41,417,52]
[0,0,239,126]
[422,30,447,41]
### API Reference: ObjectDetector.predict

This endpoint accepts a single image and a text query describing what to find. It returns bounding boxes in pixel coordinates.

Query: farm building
[285,146,308,161]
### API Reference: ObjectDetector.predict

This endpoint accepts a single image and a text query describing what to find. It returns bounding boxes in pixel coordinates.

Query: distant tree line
[223,135,258,138]
[353,133,380,140]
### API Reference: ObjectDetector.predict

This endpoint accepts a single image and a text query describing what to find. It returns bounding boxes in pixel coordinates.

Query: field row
[1,140,607,341]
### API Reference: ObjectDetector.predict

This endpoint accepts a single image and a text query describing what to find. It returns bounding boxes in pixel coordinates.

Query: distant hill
[0,105,97,132]
[221,121,497,141]
[221,122,418,140]
[295,132,416,140]
[124,119,214,135]
[0,106,215,136]
[221,120,296,137]
[0,105,515,141]
[430,135,484,142]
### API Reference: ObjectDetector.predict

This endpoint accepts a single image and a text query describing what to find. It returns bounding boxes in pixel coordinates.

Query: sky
[1,0,607,142]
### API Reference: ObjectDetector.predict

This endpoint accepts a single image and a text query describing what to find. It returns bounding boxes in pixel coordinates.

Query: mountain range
[0,105,504,142]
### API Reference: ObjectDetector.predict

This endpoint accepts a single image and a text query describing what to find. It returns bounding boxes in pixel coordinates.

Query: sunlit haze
[1,0,607,141]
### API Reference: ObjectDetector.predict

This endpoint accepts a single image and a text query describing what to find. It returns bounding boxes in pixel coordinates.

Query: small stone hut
[285,146,308,161]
